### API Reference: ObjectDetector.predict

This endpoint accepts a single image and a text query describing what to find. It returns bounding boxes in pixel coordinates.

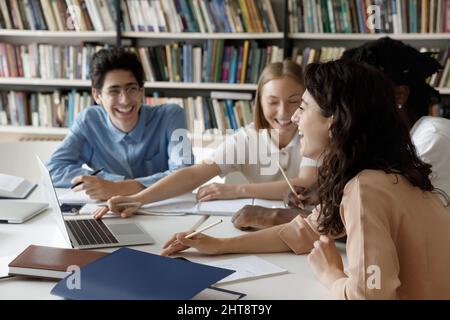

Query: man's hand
[71,176,145,200]
[231,205,299,231]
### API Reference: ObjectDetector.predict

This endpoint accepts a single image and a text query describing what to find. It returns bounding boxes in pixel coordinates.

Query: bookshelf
[1,0,449,142]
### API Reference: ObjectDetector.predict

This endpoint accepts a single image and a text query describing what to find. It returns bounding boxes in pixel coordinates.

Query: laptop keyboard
[66,219,119,246]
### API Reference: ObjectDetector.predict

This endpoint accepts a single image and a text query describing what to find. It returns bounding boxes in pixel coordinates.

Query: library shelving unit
[1,0,449,142]
[0,0,286,141]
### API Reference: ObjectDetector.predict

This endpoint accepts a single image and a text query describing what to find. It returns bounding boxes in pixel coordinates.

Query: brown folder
[8,245,108,280]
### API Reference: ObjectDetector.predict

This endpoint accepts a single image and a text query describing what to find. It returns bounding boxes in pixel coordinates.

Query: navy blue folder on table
[50,247,235,300]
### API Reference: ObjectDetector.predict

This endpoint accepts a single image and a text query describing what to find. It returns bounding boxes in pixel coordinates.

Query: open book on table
[78,193,286,216]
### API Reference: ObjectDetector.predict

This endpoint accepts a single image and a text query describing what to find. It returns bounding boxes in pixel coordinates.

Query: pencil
[171,218,222,247]
[277,161,299,199]
[187,215,210,233]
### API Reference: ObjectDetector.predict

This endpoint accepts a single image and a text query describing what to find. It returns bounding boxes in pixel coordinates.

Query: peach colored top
[278,169,450,299]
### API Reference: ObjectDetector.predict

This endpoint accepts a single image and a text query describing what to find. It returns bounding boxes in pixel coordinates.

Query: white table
[0,186,344,300]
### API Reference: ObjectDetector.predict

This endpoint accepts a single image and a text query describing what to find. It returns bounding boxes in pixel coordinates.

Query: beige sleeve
[329,178,401,300]
[277,208,321,255]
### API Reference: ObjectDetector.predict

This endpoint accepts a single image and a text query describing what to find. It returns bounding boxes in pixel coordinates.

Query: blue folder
[50,247,235,300]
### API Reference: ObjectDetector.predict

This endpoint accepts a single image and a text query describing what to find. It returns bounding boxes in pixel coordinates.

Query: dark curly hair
[89,47,144,90]
[343,37,442,126]
[304,59,434,236]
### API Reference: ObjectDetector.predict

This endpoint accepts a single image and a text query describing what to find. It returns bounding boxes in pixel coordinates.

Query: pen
[71,167,104,189]
[277,161,299,199]
[171,219,222,247]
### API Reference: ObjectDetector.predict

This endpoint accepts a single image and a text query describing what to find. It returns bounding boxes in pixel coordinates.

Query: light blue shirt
[47,104,194,188]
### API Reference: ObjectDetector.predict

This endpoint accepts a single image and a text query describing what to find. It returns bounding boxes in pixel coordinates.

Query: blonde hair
[253,60,304,131]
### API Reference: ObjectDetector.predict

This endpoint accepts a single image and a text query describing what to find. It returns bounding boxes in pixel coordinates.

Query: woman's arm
[242,166,318,199]
[197,166,318,201]
[134,163,222,204]
[161,224,291,256]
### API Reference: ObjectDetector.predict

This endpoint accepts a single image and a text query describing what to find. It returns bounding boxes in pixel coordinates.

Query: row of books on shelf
[121,0,278,33]
[0,42,108,79]
[0,0,116,31]
[131,40,284,83]
[292,46,450,89]
[0,40,284,84]
[0,90,254,133]
[289,0,450,34]
[292,46,346,68]
[0,90,92,128]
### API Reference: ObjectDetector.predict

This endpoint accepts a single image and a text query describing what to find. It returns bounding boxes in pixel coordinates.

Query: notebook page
[0,174,23,192]
[252,199,286,209]
[205,256,288,285]
[58,190,98,204]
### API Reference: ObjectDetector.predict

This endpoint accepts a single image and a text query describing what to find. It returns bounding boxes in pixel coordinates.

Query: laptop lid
[36,156,73,246]
[36,156,155,249]
[0,201,48,223]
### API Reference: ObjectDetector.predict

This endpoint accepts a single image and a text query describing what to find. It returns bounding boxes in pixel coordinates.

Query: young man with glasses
[47,48,194,200]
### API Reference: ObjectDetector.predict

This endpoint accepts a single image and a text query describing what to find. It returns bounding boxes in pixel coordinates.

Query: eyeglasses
[100,85,142,99]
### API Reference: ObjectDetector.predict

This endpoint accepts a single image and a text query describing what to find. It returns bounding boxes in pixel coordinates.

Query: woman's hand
[284,185,319,210]
[161,232,225,256]
[196,183,243,202]
[93,195,141,219]
[307,235,347,288]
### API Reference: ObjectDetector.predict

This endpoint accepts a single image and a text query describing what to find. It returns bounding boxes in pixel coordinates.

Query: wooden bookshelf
[122,32,284,40]
[0,78,258,91]
[289,33,450,41]
[439,88,450,95]
[0,30,116,39]
[0,125,225,145]
[0,78,91,88]
[0,125,68,141]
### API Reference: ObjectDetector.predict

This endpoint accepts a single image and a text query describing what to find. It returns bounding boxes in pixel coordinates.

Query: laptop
[36,156,154,249]
[0,201,48,223]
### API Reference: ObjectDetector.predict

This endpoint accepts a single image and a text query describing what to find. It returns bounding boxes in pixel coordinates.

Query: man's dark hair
[343,37,442,125]
[89,47,145,90]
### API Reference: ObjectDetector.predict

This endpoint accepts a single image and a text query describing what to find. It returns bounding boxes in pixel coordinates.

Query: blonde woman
[95,61,317,219]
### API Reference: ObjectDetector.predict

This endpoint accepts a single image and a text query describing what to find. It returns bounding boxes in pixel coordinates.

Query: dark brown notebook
[8,245,109,280]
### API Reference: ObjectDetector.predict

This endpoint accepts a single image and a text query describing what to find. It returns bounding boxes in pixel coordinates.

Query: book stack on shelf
[291,46,346,67]
[146,91,254,133]
[0,0,116,31]
[291,45,450,91]
[130,40,283,84]
[289,0,450,34]
[0,90,92,128]
[120,0,279,33]
[0,89,253,134]
[0,43,108,79]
